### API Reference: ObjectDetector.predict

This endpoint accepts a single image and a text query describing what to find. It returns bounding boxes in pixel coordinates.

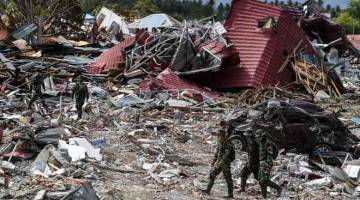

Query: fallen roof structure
[127,14,181,31]
[88,36,136,74]
[190,0,314,89]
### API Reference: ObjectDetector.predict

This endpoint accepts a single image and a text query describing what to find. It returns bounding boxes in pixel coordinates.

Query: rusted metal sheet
[88,37,136,74]
[139,68,219,100]
[193,0,310,89]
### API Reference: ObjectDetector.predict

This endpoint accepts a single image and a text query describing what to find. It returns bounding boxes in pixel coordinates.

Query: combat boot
[260,184,267,198]
[239,177,246,192]
[277,187,282,197]
[200,179,214,194]
[226,181,234,198]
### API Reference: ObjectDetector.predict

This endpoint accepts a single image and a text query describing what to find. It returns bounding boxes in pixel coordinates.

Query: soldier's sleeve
[212,145,219,165]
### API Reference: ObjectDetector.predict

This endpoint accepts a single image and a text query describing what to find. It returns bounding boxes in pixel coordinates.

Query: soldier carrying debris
[71,76,89,119]
[239,129,259,193]
[258,130,282,198]
[201,120,235,198]
[28,70,46,109]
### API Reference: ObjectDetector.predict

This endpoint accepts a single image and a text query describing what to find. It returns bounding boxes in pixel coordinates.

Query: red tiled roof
[88,36,136,74]
[190,0,312,89]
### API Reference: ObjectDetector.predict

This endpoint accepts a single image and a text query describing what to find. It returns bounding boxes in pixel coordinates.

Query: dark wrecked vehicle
[225,99,360,157]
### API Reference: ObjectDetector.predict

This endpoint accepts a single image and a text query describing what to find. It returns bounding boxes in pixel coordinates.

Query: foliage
[0,0,83,28]
[77,0,232,21]
[349,0,360,19]
[334,11,360,34]
[133,0,160,17]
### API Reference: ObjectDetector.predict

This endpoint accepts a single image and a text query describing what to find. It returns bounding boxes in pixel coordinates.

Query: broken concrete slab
[69,138,102,161]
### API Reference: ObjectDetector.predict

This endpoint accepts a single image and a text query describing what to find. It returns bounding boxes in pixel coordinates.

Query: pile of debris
[2,0,360,199]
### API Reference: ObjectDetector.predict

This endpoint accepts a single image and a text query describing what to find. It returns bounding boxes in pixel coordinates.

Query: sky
[215,0,350,8]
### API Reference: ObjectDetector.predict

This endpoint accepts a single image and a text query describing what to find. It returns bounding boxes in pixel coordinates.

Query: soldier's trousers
[76,99,85,119]
[29,92,45,108]
[259,165,281,198]
[206,163,233,196]
[240,162,259,189]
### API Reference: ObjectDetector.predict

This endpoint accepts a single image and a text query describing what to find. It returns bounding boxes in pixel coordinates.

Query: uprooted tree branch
[0,0,83,42]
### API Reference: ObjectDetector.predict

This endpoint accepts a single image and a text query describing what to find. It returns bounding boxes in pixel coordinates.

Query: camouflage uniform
[29,72,46,108]
[258,134,281,198]
[203,129,235,198]
[71,79,89,119]
[240,133,259,192]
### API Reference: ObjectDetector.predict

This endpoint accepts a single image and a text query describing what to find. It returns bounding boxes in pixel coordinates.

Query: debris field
[2,0,360,199]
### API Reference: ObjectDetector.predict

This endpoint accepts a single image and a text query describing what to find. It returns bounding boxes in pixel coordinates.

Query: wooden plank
[331,79,342,97]
[278,39,303,73]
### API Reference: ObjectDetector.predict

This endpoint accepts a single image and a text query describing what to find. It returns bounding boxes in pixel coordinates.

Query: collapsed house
[97,7,130,35]
[87,0,357,100]
[191,0,314,89]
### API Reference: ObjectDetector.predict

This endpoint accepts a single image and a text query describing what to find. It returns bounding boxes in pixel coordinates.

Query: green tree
[203,0,215,17]
[349,0,360,19]
[287,0,293,6]
[275,0,279,6]
[1,0,83,30]
[326,4,332,12]
[217,3,225,20]
[224,3,231,18]
[133,0,159,17]
[336,5,341,12]
[335,11,360,34]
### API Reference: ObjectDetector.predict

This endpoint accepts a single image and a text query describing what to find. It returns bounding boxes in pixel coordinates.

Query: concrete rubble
[2,0,360,199]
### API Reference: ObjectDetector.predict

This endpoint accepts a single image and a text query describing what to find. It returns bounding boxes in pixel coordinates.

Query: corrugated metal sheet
[139,68,219,98]
[190,0,310,89]
[11,24,38,40]
[127,14,181,31]
[88,36,136,74]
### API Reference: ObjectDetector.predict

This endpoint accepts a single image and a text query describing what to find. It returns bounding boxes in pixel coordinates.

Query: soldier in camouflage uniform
[258,132,282,198]
[71,77,89,119]
[28,71,46,109]
[202,121,235,198]
[239,131,259,192]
